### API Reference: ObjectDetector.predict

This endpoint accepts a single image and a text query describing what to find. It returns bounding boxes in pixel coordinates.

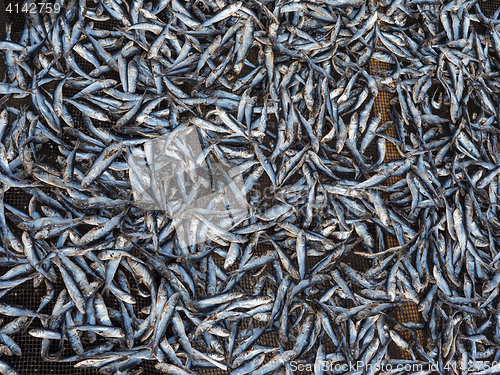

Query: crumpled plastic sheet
[128,126,250,248]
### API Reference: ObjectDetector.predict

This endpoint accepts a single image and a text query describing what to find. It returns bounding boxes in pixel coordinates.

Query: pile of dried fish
[0,0,499,374]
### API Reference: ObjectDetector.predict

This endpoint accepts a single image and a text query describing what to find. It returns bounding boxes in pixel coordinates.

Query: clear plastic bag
[128,125,250,247]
